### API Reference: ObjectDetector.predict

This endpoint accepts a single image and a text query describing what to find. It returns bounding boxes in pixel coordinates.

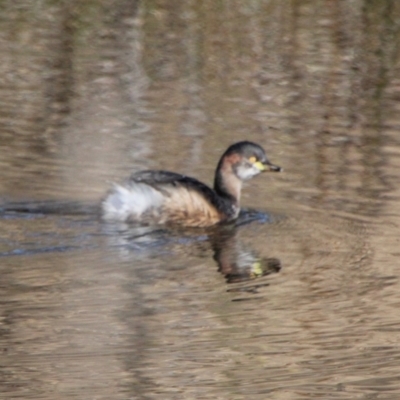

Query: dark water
[1,1,400,399]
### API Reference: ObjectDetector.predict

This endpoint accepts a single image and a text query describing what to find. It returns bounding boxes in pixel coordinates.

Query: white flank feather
[102,182,164,221]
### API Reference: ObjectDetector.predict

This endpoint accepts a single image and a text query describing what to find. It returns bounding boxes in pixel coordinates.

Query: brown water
[1,1,400,399]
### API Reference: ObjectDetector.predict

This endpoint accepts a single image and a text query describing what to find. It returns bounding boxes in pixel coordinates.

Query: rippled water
[1,1,400,399]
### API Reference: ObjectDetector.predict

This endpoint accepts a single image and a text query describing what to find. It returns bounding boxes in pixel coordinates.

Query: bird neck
[213,156,242,205]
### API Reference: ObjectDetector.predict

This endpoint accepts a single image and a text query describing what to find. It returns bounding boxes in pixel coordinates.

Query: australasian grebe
[102,141,281,227]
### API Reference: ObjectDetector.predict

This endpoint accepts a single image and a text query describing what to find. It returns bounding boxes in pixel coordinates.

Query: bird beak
[255,160,282,172]
[266,162,282,172]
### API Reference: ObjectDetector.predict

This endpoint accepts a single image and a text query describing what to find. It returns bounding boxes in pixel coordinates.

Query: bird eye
[248,156,257,163]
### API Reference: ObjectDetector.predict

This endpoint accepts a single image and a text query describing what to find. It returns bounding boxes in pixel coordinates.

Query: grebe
[102,141,281,227]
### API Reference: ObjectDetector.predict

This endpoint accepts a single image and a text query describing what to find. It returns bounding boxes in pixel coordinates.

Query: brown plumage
[102,141,281,227]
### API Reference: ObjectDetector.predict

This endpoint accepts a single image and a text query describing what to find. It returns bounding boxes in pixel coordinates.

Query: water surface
[1,1,400,399]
